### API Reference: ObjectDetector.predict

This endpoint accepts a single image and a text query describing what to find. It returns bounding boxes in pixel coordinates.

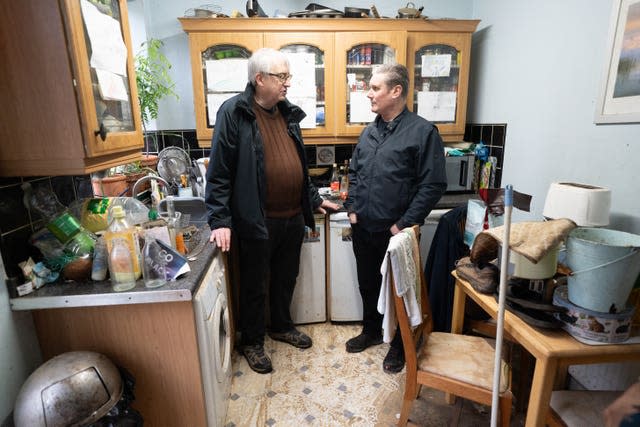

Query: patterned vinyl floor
[224,322,526,426]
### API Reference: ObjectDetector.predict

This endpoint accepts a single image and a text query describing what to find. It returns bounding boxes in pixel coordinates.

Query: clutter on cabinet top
[542,182,611,227]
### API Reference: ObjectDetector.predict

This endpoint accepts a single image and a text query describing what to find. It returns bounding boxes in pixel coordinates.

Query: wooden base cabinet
[179,18,479,146]
[32,302,207,427]
[0,0,144,177]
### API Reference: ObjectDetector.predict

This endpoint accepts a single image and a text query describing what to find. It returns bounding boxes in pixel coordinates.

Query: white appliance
[193,249,233,426]
[419,209,451,264]
[291,214,326,324]
[328,212,363,321]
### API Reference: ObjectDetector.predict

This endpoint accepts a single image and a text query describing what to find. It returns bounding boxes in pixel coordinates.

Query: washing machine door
[212,293,232,384]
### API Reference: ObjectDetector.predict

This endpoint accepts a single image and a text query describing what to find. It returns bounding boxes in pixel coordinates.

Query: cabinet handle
[95,123,107,141]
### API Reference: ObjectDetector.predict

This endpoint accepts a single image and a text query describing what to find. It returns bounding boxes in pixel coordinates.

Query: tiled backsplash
[464,123,506,188]
[1,124,506,285]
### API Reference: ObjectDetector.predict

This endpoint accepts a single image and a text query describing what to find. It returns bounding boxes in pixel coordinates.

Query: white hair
[248,48,290,85]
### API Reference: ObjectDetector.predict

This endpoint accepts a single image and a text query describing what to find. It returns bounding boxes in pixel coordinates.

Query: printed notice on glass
[286,53,316,95]
[421,54,451,77]
[286,52,317,128]
[95,69,128,102]
[80,0,127,76]
[205,59,248,92]
[207,93,237,126]
[417,91,456,122]
[350,91,376,123]
[288,96,317,128]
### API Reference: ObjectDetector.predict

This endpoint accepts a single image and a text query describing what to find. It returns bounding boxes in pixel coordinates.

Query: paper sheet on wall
[205,59,248,92]
[421,54,452,77]
[95,69,128,102]
[207,93,237,126]
[80,0,128,76]
[349,91,376,123]
[417,91,457,122]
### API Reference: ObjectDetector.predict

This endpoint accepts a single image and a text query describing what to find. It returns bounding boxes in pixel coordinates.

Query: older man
[205,48,338,374]
[343,63,447,373]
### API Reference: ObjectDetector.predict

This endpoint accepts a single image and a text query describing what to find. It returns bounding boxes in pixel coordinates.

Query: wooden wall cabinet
[180,18,479,146]
[0,0,144,177]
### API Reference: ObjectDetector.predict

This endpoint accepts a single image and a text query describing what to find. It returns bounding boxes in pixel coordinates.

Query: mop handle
[491,185,513,427]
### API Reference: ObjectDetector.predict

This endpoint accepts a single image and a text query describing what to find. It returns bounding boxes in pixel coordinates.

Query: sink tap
[131,175,170,199]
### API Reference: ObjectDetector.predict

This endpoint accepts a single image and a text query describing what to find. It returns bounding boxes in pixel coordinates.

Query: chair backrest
[391,225,433,372]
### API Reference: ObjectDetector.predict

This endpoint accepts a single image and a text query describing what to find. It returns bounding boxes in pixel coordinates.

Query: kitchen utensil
[344,7,369,18]
[397,2,423,18]
[157,146,191,187]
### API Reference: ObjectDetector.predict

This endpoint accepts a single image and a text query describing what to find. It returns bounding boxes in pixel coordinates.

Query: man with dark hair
[343,63,447,373]
[205,48,338,374]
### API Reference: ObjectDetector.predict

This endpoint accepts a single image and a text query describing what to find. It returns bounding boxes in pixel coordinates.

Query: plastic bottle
[330,163,340,197]
[108,237,136,291]
[104,205,141,280]
[339,160,349,200]
[142,237,167,288]
[22,182,96,256]
[91,236,108,281]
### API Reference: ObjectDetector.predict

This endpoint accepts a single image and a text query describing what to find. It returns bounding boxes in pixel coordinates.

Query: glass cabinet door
[266,33,335,137]
[335,32,406,136]
[202,44,252,129]
[408,33,472,141]
[188,33,262,146]
[68,0,143,156]
[413,44,460,124]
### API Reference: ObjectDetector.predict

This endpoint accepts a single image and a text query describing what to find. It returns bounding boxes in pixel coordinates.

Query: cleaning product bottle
[104,205,141,280]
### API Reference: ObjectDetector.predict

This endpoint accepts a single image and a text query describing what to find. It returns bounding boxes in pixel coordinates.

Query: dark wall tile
[481,126,493,145]
[492,125,506,147]
[51,176,76,206]
[0,184,31,233]
[1,227,37,278]
[305,146,316,166]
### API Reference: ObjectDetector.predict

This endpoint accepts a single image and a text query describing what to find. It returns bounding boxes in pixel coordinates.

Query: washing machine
[193,248,233,426]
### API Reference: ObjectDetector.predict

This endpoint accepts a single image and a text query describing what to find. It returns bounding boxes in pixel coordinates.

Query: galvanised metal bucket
[566,227,640,313]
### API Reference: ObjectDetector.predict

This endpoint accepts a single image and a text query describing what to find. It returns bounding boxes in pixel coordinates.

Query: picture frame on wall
[595,0,640,124]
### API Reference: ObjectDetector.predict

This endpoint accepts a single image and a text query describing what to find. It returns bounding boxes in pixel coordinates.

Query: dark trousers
[237,213,305,347]
[352,223,403,350]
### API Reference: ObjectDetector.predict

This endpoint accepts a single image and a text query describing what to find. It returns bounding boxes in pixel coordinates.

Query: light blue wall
[468,0,640,233]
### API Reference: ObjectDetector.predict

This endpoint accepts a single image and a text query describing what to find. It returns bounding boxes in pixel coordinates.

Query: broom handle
[491,185,513,427]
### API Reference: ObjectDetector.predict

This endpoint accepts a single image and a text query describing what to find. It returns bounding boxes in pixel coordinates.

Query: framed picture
[595,0,640,124]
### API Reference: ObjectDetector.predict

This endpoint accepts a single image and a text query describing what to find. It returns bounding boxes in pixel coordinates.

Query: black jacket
[343,108,447,232]
[205,83,323,240]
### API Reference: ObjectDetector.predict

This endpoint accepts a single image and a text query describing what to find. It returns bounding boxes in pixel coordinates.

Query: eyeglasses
[266,72,293,83]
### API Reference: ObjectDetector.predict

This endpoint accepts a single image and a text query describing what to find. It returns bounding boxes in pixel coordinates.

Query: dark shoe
[346,333,383,353]
[269,329,312,349]
[383,346,405,373]
[242,344,272,374]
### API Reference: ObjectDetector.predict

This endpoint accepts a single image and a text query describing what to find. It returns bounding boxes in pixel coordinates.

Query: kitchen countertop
[9,236,217,311]
[9,194,473,312]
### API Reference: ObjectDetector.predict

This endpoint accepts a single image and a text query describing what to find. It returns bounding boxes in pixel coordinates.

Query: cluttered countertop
[9,227,216,312]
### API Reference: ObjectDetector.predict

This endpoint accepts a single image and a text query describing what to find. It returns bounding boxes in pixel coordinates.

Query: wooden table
[450,272,640,427]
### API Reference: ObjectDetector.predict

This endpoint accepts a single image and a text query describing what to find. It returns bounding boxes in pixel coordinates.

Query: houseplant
[92,39,176,197]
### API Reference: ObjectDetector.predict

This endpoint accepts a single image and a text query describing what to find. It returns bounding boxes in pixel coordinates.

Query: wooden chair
[390,225,513,426]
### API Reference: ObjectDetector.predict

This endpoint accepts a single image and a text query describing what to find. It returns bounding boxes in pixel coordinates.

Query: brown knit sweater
[254,104,303,218]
